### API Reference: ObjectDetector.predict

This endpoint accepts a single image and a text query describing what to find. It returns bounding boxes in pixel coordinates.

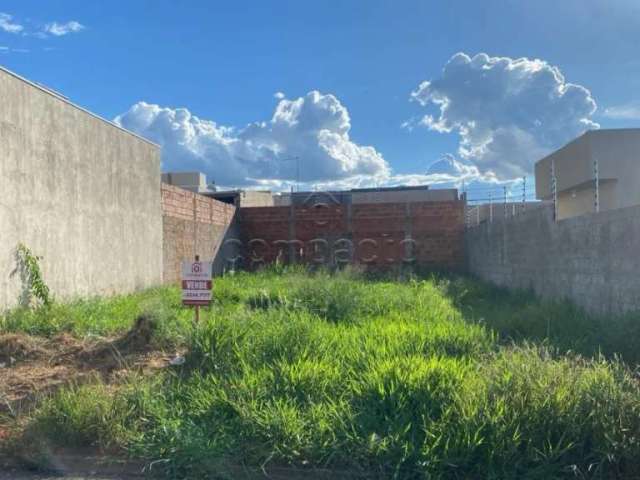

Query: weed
[14,244,51,308]
[7,269,640,479]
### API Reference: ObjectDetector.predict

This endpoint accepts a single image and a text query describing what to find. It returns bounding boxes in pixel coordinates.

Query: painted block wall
[466,204,640,315]
[0,67,163,310]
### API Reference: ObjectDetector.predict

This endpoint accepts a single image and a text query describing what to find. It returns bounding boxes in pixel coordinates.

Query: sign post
[181,255,213,321]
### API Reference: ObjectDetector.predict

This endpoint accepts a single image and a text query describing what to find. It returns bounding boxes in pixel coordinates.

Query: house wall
[239,200,464,270]
[161,184,237,283]
[466,204,640,315]
[0,67,163,310]
[238,191,274,207]
[535,129,640,220]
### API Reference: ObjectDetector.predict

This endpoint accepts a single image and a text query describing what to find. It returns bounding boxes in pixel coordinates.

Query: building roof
[350,185,430,193]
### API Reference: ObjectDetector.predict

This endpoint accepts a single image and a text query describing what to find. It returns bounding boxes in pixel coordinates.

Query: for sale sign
[181,260,213,306]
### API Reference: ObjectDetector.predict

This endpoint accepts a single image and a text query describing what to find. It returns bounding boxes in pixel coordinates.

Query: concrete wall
[239,200,465,270]
[466,201,548,226]
[237,191,274,207]
[0,67,163,310]
[466,204,640,315]
[161,184,237,283]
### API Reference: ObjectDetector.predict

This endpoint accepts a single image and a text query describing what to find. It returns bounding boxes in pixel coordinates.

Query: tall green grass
[442,276,640,366]
[8,268,640,478]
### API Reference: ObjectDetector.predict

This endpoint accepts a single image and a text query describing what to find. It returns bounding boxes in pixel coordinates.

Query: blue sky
[2,1,640,194]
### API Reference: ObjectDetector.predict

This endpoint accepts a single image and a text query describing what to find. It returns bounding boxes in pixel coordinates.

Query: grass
[3,267,640,479]
[443,276,640,366]
[0,286,190,346]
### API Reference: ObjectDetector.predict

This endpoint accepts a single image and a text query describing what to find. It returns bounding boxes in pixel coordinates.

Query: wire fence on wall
[462,178,539,228]
[463,155,603,228]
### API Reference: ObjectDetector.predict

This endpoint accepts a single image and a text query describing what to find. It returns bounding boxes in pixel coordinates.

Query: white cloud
[115,91,390,188]
[43,20,85,36]
[291,155,501,193]
[0,13,23,34]
[602,104,640,120]
[0,12,85,39]
[0,45,28,53]
[411,52,599,180]
[273,91,286,100]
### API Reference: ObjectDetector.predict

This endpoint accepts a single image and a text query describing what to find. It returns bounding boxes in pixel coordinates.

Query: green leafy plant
[15,243,51,308]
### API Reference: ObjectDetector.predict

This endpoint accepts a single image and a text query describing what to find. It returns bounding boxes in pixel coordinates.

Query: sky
[1,0,640,197]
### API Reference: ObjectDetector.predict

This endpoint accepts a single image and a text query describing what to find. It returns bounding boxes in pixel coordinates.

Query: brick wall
[239,200,464,270]
[161,184,236,283]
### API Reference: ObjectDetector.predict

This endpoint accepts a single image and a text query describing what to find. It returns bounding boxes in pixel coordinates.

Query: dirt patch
[0,335,47,366]
[0,316,179,415]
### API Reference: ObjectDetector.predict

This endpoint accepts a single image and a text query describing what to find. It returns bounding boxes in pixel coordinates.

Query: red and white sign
[181,260,213,306]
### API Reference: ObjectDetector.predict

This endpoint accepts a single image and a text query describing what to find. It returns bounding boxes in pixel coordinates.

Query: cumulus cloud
[43,20,85,36]
[603,104,640,120]
[115,91,390,187]
[411,52,599,179]
[273,91,286,100]
[0,13,23,34]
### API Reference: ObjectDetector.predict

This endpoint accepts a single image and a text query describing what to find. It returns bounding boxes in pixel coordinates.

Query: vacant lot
[2,268,640,479]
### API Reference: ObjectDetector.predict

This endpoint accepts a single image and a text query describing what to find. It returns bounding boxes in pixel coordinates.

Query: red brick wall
[239,200,464,270]
[161,184,236,283]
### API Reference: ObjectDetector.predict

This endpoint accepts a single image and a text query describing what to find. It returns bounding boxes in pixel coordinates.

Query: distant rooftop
[350,185,430,193]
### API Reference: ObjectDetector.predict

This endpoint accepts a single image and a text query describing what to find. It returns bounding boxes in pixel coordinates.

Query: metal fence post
[489,192,493,223]
[551,159,558,221]
[594,156,599,213]
[503,186,507,219]
[522,176,526,214]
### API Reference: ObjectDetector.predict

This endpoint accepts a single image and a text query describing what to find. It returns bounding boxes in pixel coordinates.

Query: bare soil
[0,316,178,419]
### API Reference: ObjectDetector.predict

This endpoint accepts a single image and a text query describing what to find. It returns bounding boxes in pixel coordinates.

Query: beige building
[161,172,214,194]
[161,171,274,207]
[535,129,640,220]
[207,189,274,208]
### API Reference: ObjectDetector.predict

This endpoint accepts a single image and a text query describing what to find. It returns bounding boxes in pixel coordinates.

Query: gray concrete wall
[0,67,163,310]
[466,204,640,315]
